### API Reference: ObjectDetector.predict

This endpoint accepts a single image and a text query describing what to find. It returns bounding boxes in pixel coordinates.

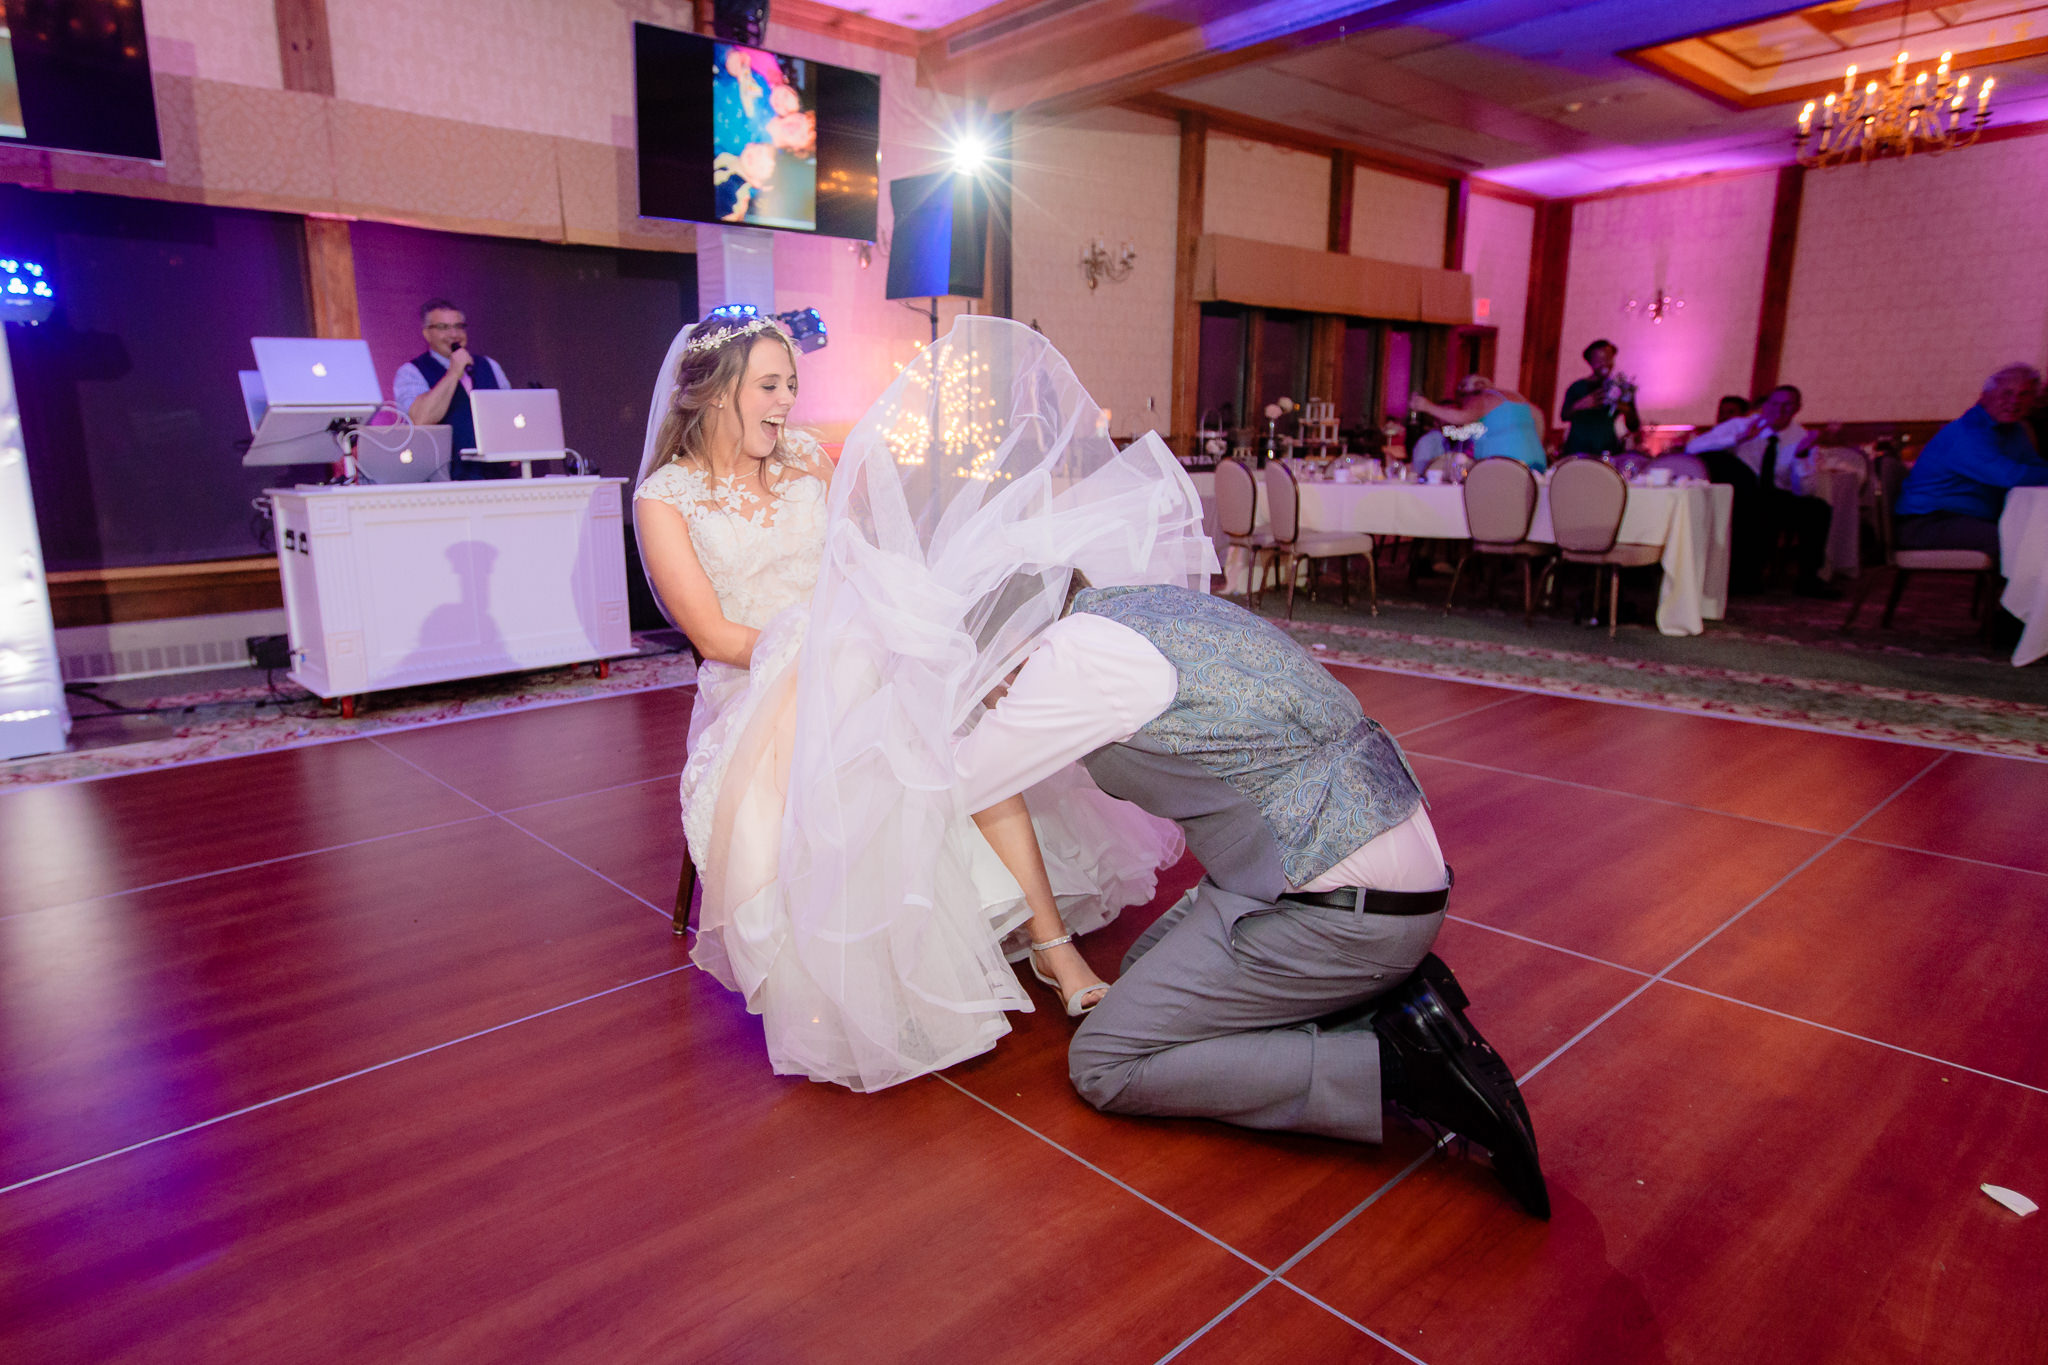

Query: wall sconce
[1624,288,1684,323]
[1080,237,1136,290]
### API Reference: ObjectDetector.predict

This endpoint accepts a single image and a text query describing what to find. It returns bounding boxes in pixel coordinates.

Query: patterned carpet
[1,649,699,788]
[1269,562,2047,759]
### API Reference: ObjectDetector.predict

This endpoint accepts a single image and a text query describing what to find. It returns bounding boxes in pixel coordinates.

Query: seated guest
[1412,374,1547,470]
[1559,339,1640,456]
[392,298,513,481]
[1897,364,2048,559]
[1715,394,1750,425]
[1687,384,1835,596]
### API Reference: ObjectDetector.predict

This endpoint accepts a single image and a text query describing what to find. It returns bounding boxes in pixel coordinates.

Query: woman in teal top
[1411,376,1549,470]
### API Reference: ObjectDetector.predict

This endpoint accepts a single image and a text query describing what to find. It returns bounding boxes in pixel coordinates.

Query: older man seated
[1897,364,2048,561]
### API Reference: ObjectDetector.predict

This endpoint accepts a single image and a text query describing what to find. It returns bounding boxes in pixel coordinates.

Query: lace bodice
[636,441,829,629]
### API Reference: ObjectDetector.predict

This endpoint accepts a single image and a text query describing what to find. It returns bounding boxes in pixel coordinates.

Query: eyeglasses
[425,322,467,332]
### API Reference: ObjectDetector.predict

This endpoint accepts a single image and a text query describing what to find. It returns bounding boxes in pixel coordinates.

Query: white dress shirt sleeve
[1685,417,1749,454]
[488,358,511,389]
[392,362,428,414]
[954,613,1179,814]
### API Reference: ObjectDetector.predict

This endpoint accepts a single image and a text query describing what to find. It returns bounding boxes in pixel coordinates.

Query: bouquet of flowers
[1603,372,1639,407]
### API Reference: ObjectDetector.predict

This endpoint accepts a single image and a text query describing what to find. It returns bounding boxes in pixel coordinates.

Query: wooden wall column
[1750,164,1805,399]
[1519,198,1573,436]
[275,0,335,95]
[1310,151,1355,407]
[304,217,361,339]
[1443,176,1470,271]
[1169,110,1207,456]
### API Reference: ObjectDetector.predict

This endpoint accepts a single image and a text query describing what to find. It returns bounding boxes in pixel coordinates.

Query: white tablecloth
[2000,486,2048,667]
[1194,473,1733,636]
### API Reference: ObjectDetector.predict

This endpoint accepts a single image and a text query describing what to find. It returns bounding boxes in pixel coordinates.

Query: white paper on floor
[1980,1184,2038,1217]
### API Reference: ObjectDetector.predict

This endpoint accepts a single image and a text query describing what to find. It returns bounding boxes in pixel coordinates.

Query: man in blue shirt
[1897,364,2048,559]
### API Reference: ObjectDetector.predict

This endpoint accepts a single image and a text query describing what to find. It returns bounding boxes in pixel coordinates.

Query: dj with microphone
[392,298,514,481]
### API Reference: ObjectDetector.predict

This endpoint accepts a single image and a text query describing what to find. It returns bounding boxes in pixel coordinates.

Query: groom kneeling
[957,583,1548,1218]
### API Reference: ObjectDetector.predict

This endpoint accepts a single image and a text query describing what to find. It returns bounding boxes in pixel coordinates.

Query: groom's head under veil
[774,316,1216,1092]
[824,317,1217,722]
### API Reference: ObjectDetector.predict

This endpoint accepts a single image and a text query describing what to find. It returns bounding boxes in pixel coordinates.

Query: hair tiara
[683,315,787,359]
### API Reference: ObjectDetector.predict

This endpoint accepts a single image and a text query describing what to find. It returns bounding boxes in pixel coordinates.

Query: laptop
[241,337,384,466]
[355,424,452,484]
[463,388,567,466]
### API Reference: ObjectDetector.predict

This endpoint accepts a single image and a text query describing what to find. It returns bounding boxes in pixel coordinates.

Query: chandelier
[1795,44,1993,169]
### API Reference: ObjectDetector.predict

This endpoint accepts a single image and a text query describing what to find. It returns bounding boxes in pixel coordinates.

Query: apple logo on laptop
[311,362,328,377]
[514,413,527,429]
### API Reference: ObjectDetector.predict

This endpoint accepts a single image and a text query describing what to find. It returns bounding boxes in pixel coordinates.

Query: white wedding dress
[635,430,1183,1091]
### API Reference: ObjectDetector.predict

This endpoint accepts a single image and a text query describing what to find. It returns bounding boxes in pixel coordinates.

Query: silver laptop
[241,337,384,466]
[463,388,566,462]
[355,424,451,484]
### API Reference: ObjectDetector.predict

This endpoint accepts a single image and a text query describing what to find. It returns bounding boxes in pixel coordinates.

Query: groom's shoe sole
[1376,981,1550,1220]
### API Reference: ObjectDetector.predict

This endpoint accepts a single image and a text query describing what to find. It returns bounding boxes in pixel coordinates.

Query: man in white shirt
[391,298,514,482]
[957,581,1548,1218]
[1685,384,1837,596]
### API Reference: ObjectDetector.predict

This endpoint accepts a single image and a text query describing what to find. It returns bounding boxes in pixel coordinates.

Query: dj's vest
[410,349,503,481]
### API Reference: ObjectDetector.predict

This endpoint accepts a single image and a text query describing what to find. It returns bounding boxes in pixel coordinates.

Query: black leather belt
[1281,865,1452,917]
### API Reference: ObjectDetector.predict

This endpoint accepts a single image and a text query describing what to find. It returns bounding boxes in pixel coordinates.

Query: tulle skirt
[681,605,1181,1092]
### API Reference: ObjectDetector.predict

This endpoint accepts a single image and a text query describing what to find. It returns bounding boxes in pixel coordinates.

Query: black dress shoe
[1374,980,1550,1219]
[1393,957,1534,1143]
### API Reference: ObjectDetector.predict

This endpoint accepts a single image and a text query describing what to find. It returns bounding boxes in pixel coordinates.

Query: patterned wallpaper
[327,1,699,148]
[1463,193,1534,391]
[1556,173,1777,428]
[1351,165,1446,268]
[1009,108,1181,442]
[1203,136,1329,252]
[1783,136,2048,421]
[136,0,281,88]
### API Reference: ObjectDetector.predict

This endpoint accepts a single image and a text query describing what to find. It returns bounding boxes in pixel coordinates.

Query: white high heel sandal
[1027,933,1109,1017]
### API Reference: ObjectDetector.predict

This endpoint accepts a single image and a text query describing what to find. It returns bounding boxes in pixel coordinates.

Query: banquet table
[1193,472,1733,637]
[2000,486,2048,667]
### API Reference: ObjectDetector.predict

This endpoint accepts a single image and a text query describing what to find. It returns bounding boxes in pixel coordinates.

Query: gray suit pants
[1068,882,1444,1143]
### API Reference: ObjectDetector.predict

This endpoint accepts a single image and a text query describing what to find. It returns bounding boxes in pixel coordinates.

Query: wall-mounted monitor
[634,22,879,241]
[1,0,163,161]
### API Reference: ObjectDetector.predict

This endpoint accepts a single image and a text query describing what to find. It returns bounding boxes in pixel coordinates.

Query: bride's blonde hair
[652,314,800,471]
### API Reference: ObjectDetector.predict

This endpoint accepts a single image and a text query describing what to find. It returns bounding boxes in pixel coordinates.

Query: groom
[956,582,1548,1218]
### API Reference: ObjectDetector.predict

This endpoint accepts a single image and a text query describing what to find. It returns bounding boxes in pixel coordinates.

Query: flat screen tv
[634,21,879,241]
[1,0,162,161]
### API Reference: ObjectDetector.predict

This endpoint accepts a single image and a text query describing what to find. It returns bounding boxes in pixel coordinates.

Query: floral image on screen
[712,43,817,231]
[0,23,24,140]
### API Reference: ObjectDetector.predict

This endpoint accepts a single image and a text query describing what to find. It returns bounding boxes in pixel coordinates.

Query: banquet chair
[1538,456,1662,638]
[1215,457,1277,598]
[1262,460,1377,619]
[1647,452,1709,481]
[1446,456,1552,625]
[1840,454,1999,636]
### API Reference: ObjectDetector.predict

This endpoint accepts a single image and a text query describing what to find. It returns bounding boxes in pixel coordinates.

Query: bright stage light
[950,133,989,177]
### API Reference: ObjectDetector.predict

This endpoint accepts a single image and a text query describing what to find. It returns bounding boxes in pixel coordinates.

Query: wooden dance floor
[3,671,2043,1363]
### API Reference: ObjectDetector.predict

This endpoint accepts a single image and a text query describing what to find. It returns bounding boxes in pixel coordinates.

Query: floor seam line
[0,676,693,793]
[495,771,688,815]
[1385,693,1529,741]
[364,736,497,812]
[1440,915,1655,977]
[0,814,498,925]
[1841,835,2048,880]
[496,814,674,921]
[1657,979,2048,1097]
[1399,751,1842,835]
[1514,752,1948,1089]
[1268,1278,1435,1365]
[1150,1279,1280,1365]
[934,1076,1273,1276]
[0,965,695,1199]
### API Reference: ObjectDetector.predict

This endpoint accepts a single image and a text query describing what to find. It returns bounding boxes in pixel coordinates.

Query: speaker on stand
[885,171,990,342]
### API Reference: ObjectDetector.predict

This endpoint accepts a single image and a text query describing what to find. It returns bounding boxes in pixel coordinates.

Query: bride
[634,312,1208,1091]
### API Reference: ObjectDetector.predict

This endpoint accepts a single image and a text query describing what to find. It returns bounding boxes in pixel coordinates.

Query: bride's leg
[971,794,1108,1011]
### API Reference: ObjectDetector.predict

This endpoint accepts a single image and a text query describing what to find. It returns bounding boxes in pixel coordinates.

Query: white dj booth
[268,477,632,709]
